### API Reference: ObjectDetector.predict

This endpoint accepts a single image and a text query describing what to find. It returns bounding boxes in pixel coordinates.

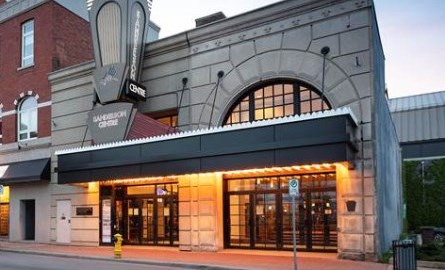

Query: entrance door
[141,198,155,244]
[57,200,71,243]
[23,200,35,241]
[254,193,277,248]
[225,173,337,251]
[126,196,178,246]
[228,193,277,248]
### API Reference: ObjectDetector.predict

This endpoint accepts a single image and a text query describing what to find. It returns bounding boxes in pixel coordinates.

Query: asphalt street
[0,252,187,270]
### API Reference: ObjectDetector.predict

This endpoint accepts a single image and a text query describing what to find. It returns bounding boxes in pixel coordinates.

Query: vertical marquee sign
[88,0,150,144]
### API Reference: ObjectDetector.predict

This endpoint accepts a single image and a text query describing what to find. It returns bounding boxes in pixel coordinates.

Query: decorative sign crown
[89,0,150,104]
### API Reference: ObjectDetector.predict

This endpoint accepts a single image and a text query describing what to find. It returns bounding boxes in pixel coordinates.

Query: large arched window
[224,81,331,125]
[18,96,38,141]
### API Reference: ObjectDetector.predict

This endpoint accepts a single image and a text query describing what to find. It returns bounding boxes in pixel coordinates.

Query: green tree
[404,159,445,231]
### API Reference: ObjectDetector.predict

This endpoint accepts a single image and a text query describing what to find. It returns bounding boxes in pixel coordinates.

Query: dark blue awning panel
[58,114,357,184]
[0,158,50,185]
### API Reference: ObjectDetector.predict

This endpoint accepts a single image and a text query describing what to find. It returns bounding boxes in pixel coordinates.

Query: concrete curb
[389,257,445,269]
[417,260,445,269]
[0,248,247,270]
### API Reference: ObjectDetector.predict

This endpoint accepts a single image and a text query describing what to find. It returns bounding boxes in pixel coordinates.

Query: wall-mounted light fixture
[346,200,357,212]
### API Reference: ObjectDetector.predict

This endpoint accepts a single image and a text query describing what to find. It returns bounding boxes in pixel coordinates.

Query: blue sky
[150,0,445,98]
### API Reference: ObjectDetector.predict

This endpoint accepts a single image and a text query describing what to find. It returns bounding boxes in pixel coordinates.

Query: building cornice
[0,0,50,24]
[145,0,371,58]
[48,60,95,87]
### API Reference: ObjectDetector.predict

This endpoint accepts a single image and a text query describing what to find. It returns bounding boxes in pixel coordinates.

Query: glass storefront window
[225,172,337,251]
[127,185,155,195]
[228,178,255,191]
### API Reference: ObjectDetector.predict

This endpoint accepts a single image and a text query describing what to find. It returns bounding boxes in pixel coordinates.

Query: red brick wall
[0,1,92,143]
[52,2,93,70]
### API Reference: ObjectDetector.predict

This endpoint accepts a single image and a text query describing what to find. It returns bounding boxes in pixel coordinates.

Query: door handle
[68,219,71,224]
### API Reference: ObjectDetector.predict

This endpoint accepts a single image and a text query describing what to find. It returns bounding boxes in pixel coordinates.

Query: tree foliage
[404,159,445,231]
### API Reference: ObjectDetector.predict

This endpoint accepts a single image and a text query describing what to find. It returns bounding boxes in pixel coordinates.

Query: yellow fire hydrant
[114,233,123,259]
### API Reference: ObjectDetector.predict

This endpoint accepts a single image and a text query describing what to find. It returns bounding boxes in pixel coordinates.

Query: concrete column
[178,173,219,251]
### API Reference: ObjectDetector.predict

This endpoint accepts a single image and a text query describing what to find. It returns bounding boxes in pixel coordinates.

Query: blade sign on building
[88,0,150,143]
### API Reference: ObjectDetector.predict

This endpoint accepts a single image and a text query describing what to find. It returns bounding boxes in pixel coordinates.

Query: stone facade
[48,0,402,260]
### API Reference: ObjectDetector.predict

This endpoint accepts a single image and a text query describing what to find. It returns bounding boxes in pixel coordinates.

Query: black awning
[0,158,50,185]
[57,113,358,184]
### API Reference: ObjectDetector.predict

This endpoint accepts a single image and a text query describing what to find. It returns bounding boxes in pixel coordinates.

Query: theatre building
[49,0,402,261]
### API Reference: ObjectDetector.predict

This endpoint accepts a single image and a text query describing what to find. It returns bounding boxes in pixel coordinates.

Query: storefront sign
[90,0,150,104]
[87,103,135,144]
[125,79,147,101]
[76,207,93,216]
[128,3,145,82]
[102,199,112,243]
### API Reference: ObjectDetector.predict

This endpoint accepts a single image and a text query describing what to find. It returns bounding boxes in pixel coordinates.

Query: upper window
[21,20,34,67]
[155,115,178,128]
[18,96,38,141]
[147,109,178,128]
[224,81,331,125]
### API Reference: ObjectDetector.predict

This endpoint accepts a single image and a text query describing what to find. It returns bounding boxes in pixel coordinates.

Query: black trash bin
[393,239,417,270]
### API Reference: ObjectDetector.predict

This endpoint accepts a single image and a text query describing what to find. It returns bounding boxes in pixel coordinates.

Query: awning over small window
[0,158,50,185]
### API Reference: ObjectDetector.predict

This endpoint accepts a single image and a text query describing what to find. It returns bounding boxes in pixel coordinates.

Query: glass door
[228,194,251,247]
[125,196,178,246]
[156,197,179,245]
[225,172,337,251]
[282,193,306,249]
[141,198,155,244]
[306,188,337,251]
[126,198,140,244]
[254,193,277,248]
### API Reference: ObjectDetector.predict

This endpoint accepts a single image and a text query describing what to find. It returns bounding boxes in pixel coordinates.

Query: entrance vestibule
[224,172,337,251]
[100,183,179,246]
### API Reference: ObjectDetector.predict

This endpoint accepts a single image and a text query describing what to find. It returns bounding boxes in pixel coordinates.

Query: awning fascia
[57,109,358,184]
[0,158,50,185]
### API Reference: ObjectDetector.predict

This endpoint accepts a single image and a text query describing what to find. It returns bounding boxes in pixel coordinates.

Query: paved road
[0,252,187,270]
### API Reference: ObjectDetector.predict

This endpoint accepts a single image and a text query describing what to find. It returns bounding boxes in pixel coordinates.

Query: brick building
[0,0,93,241]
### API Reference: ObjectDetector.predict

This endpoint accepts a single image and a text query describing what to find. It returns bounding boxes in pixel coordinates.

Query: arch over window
[18,96,38,141]
[224,80,331,125]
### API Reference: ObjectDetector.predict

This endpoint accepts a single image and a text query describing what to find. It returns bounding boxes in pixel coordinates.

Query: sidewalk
[0,241,392,270]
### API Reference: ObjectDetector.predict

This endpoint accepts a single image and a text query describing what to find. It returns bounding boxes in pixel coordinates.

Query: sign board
[102,199,112,243]
[125,79,147,101]
[0,185,3,196]
[289,179,299,197]
[90,0,150,104]
[87,102,135,144]
[76,207,93,216]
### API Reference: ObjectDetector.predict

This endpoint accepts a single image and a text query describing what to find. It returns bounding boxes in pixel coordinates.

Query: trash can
[392,239,417,270]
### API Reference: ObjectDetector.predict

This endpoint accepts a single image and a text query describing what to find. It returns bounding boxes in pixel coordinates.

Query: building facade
[0,0,93,242]
[389,91,445,230]
[47,0,402,261]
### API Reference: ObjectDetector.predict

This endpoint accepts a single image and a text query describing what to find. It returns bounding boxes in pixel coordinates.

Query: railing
[393,239,417,270]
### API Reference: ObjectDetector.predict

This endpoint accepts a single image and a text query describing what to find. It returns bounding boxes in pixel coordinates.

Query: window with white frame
[21,20,34,67]
[18,96,37,141]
